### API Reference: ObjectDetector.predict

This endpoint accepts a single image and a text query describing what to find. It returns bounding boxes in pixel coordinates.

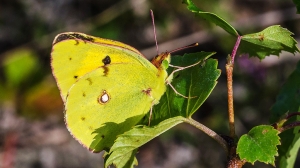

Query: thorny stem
[183,118,228,154]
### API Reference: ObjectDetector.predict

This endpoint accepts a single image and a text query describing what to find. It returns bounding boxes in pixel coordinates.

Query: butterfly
[51,32,177,152]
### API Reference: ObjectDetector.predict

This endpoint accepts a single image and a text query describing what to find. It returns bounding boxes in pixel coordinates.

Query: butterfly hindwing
[65,63,165,152]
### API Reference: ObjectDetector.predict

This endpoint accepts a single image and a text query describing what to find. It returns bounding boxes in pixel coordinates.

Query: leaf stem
[272,112,300,130]
[279,121,300,132]
[285,112,300,120]
[183,118,228,153]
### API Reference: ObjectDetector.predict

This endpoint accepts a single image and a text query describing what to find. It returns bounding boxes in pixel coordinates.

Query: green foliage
[106,117,184,168]
[278,127,300,168]
[104,149,138,168]
[237,125,280,166]
[270,61,300,122]
[103,2,300,167]
[182,0,238,36]
[270,61,300,167]
[149,52,221,125]
[1,0,300,167]
[102,2,300,167]
[105,52,221,167]
[239,25,300,59]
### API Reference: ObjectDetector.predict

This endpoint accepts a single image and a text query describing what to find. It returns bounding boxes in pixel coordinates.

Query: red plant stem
[286,112,300,120]
[280,121,300,132]
[230,36,242,64]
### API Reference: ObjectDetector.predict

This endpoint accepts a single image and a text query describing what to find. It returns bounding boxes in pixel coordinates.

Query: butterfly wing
[65,62,166,152]
[51,32,170,152]
[51,32,154,102]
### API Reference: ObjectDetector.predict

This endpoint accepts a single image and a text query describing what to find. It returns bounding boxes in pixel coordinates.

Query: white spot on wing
[98,90,109,104]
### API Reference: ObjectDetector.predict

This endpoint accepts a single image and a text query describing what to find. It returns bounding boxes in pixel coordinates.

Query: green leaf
[278,127,300,168]
[105,116,185,168]
[106,52,221,167]
[239,25,300,59]
[270,61,300,122]
[237,125,280,166]
[149,52,221,125]
[293,0,300,14]
[182,0,239,36]
[104,149,138,168]
[270,60,300,167]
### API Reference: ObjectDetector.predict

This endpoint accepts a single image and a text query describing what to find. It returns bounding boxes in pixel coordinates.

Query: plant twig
[226,62,235,138]
[183,118,228,153]
[227,36,241,138]
[225,36,243,167]
[227,155,246,168]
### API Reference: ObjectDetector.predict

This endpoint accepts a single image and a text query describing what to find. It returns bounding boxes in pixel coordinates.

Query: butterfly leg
[166,81,197,99]
[148,105,153,126]
[167,60,202,80]
[166,60,202,99]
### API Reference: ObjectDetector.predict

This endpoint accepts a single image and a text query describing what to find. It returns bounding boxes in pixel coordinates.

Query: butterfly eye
[98,90,110,104]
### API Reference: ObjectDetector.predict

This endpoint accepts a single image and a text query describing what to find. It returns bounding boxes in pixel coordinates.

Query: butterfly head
[151,52,171,70]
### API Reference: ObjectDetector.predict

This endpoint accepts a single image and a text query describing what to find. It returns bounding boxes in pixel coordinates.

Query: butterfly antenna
[169,43,199,54]
[150,9,159,55]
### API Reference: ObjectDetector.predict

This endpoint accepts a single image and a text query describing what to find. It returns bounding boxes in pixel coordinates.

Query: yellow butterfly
[51,32,173,152]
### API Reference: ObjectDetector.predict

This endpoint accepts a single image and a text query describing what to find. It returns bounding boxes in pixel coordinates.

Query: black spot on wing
[102,56,111,76]
[74,75,78,79]
[102,55,111,65]
[103,66,109,76]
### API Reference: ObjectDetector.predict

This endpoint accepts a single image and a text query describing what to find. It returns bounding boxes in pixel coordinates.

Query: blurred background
[0,0,299,167]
